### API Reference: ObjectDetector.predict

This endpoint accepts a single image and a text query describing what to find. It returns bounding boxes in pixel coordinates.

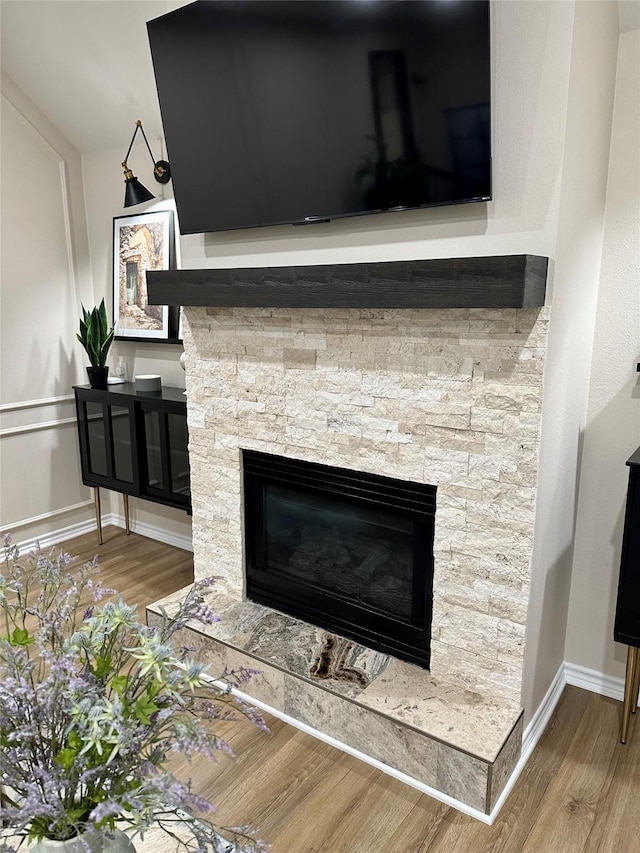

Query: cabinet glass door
[86,402,108,477]
[168,413,190,497]
[144,410,164,490]
[141,407,190,506]
[111,406,134,483]
[80,398,135,486]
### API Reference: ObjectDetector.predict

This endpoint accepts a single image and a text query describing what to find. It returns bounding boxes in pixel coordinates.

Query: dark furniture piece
[73,383,190,544]
[614,446,640,743]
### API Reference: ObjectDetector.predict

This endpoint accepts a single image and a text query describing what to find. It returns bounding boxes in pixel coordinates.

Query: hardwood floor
[29,528,640,852]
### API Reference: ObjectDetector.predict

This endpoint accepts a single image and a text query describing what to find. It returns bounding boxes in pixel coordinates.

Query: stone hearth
[147,588,523,814]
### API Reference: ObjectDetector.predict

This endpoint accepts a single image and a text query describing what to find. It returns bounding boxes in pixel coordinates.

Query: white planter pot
[31,829,136,852]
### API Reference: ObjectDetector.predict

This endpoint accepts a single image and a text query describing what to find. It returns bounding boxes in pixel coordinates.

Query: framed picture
[113,209,176,342]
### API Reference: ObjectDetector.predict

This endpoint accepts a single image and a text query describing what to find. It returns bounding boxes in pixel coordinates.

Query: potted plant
[77,300,115,389]
[0,536,269,853]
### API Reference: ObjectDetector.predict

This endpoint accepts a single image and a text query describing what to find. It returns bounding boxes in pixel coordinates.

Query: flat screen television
[147,0,491,235]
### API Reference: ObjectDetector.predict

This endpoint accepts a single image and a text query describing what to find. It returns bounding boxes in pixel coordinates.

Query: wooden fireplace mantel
[147,254,548,310]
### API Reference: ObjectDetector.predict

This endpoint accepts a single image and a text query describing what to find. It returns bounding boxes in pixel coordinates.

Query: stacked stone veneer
[183,305,550,703]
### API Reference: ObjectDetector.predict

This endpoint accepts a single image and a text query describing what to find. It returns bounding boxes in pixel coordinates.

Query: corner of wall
[520,0,621,725]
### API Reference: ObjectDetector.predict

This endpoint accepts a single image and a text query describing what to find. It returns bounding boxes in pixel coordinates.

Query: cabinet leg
[93,487,103,546]
[123,493,130,535]
[621,645,639,743]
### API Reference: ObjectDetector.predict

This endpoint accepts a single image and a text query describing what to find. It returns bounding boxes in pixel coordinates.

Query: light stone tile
[430,641,522,702]
[499,461,540,488]
[186,304,549,700]
[357,658,521,762]
[437,580,491,615]
[413,426,487,455]
[434,502,467,528]
[515,307,550,344]
[466,501,536,530]
[476,481,536,509]
[470,407,507,434]
[455,523,533,565]
[436,606,501,658]
[488,714,524,809]
[314,371,365,393]
[502,411,543,435]
[481,582,529,624]
[484,560,530,591]
[282,674,441,791]
[413,355,475,381]
[485,432,539,461]
[496,618,527,661]
[361,374,445,402]
[157,623,287,709]
[484,363,545,385]
[292,332,327,349]
[283,348,317,369]
[436,743,489,812]
[469,308,517,323]
[468,314,517,333]
[436,490,467,512]
[474,385,543,412]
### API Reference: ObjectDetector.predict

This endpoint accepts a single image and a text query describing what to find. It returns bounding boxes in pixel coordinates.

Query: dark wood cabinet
[614,446,640,743]
[615,447,640,645]
[73,384,191,542]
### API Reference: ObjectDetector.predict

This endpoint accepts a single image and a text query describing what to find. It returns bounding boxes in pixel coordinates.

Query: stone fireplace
[147,256,549,816]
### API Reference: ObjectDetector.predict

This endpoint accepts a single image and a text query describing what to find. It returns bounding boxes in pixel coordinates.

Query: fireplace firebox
[243,450,437,668]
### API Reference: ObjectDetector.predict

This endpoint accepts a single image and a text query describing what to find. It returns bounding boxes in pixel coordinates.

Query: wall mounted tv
[147,0,491,235]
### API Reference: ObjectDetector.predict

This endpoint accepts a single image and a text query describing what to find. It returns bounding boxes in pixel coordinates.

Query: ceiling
[1,0,638,157]
[0,0,191,153]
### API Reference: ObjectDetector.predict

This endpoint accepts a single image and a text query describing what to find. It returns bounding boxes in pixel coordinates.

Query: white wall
[564,28,640,680]
[0,73,192,550]
[0,72,95,545]
[520,0,621,720]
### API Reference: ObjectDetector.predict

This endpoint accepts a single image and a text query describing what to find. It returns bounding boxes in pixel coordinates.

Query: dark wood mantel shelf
[147,254,548,310]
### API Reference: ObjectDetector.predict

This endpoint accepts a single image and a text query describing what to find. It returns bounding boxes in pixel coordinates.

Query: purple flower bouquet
[0,536,269,853]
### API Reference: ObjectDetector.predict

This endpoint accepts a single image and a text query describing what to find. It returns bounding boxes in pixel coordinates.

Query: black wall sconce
[122,120,171,207]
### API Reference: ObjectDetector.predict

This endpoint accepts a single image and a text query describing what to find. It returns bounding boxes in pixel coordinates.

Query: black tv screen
[147,0,491,235]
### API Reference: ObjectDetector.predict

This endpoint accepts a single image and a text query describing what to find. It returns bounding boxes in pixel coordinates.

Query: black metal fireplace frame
[243,450,436,668]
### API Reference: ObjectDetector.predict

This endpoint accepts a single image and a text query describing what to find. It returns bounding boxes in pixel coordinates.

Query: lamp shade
[124,175,155,208]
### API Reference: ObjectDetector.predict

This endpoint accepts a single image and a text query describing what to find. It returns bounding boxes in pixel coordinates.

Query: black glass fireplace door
[243,450,436,668]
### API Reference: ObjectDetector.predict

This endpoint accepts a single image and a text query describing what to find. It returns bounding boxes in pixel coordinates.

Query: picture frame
[112,209,177,342]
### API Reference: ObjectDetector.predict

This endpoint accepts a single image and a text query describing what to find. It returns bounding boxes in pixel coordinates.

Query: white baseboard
[564,660,625,702]
[522,662,567,758]
[105,512,193,553]
[10,517,99,554]
[10,513,192,558]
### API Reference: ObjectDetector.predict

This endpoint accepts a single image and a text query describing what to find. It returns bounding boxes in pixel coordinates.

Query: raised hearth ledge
[147,254,548,309]
[147,587,523,815]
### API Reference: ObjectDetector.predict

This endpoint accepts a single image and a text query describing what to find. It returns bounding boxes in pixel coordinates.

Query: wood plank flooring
[22,527,640,853]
